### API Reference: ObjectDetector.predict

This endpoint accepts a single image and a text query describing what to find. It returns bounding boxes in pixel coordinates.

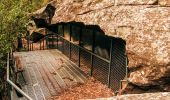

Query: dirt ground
[49,77,114,100]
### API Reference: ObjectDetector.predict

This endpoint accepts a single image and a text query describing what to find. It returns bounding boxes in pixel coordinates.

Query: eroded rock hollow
[31,0,170,93]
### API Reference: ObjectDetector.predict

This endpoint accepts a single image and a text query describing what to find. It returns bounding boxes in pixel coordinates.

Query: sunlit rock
[32,0,170,92]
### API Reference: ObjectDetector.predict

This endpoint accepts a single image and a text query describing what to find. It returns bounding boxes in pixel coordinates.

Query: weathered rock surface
[115,0,158,5]
[159,0,170,6]
[99,92,170,100]
[32,0,170,92]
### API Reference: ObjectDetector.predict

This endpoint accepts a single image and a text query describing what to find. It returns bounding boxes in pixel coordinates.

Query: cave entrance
[45,22,127,91]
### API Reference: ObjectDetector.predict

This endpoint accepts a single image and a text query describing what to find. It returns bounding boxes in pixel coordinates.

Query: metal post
[69,24,72,59]
[30,42,31,51]
[27,39,30,51]
[78,26,82,67]
[45,29,48,49]
[90,30,95,76]
[29,42,31,51]
[62,24,64,53]
[7,82,11,100]
[52,34,54,48]
[27,42,29,51]
[32,42,33,51]
[43,39,45,50]
[125,55,128,79]
[57,25,59,49]
[40,41,42,50]
[30,42,32,51]
[47,37,49,49]
[108,39,113,87]
[28,35,31,51]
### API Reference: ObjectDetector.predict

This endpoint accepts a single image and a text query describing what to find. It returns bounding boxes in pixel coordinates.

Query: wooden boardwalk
[12,49,87,100]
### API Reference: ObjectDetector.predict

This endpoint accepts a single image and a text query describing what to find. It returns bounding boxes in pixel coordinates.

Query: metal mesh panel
[63,40,70,57]
[47,35,58,49]
[80,49,91,74]
[52,35,58,49]
[110,41,126,91]
[70,44,79,66]
[58,37,64,52]
[93,56,109,85]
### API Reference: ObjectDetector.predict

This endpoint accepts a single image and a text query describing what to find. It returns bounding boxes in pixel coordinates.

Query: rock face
[33,0,170,93]
[103,92,170,100]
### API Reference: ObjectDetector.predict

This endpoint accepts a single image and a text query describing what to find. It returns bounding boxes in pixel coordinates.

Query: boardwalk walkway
[12,49,87,100]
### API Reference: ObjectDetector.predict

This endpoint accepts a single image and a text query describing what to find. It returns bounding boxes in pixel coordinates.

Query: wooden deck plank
[21,86,28,100]
[24,52,45,100]
[13,49,87,100]
[29,66,45,100]
[50,50,86,82]
[33,62,51,100]
[22,54,37,100]
[42,59,63,93]
[47,52,78,87]
[35,51,61,96]
[46,51,76,86]
[35,57,57,96]
[11,87,18,100]
[24,52,51,99]
[30,52,51,99]
[50,50,87,79]
[58,52,87,80]
[24,67,37,100]
[40,51,67,90]
[60,68,76,86]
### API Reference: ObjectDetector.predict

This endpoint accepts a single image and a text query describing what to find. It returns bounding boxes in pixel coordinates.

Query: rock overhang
[31,0,170,89]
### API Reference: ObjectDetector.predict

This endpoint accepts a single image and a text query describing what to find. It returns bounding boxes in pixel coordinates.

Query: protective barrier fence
[37,27,128,92]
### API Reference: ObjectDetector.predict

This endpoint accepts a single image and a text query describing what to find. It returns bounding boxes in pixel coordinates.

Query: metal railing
[27,29,128,92]
[6,50,33,100]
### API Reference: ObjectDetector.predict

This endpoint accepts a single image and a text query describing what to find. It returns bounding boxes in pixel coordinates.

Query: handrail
[30,30,110,63]
[47,31,110,63]
[37,33,54,43]
[6,52,33,100]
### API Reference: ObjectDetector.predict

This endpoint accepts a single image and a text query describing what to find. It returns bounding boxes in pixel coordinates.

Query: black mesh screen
[52,24,127,92]
[93,56,109,85]
[110,39,126,91]
[58,37,64,52]
[63,40,70,57]
[80,49,91,75]
[70,44,79,66]
[47,35,58,49]
[52,35,58,49]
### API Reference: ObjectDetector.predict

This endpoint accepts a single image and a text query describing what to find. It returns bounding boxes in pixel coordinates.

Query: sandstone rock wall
[33,0,170,92]
[100,92,170,100]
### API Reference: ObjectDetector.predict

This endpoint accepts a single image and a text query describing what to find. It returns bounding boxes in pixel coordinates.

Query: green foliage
[0,0,47,67]
[0,0,49,92]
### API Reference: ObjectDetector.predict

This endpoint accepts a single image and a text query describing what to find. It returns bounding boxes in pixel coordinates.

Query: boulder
[32,0,170,92]
[105,92,170,100]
